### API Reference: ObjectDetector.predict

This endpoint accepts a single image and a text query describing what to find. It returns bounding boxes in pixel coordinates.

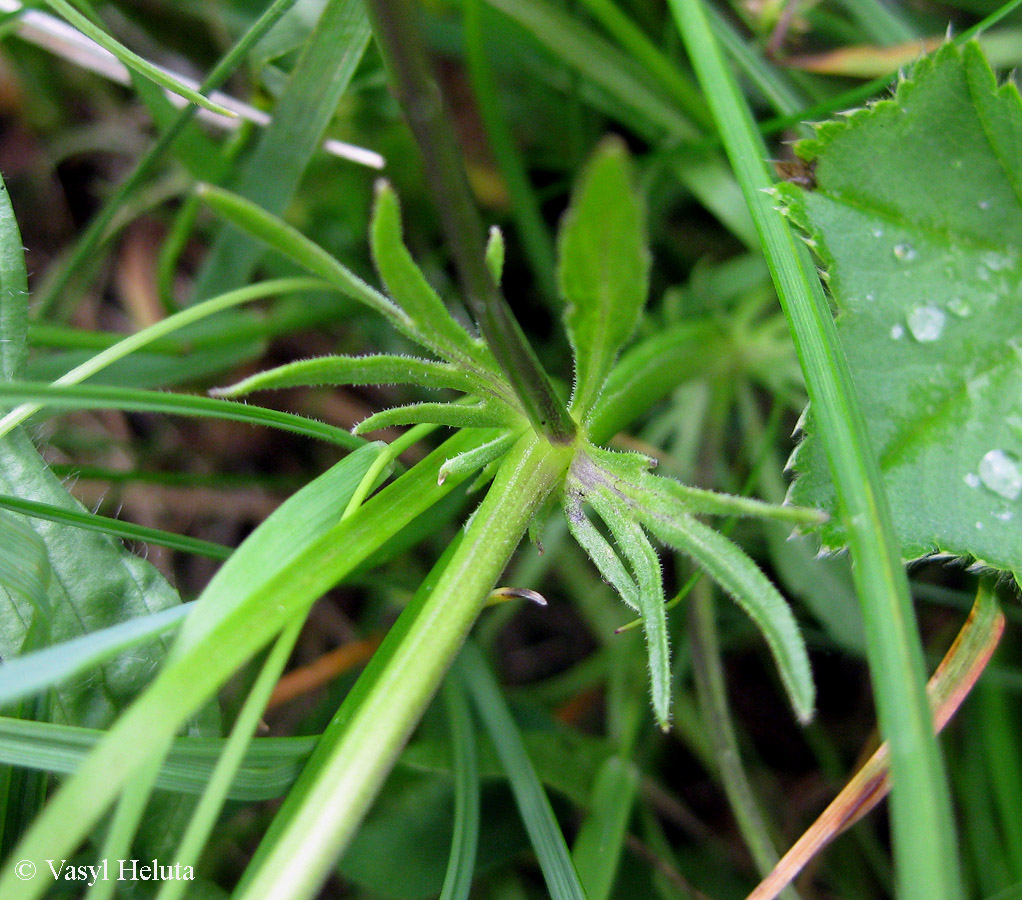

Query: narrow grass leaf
[484,226,505,284]
[371,182,490,368]
[0,431,493,900]
[438,678,480,900]
[0,277,323,439]
[155,619,305,900]
[0,171,27,379]
[0,382,363,448]
[0,494,231,560]
[570,756,639,900]
[192,0,371,296]
[43,0,232,115]
[212,354,484,398]
[667,0,960,893]
[0,604,191,708]
[459,642,588,900]
[559,139,649,416]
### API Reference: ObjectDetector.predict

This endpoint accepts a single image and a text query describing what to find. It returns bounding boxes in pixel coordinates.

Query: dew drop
[866,291,876,302]
[946,297,971,317]
[964,472,981,488]
[893,242,917,261]
[994,510,1014,522]
[872,227,884,238]
[890,324,905,340]
[978,449,1022,500]
[978,200,991,210]
[981,250,1014,272]
[906,305,945,342]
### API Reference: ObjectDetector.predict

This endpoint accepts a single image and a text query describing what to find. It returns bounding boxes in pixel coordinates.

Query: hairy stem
[234,434,573,900]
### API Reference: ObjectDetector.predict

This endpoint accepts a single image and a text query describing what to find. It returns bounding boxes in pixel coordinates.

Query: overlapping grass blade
[460,642,588,900]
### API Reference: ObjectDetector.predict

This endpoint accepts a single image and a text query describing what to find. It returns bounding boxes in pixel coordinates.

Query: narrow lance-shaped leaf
[636,498,815,724]
[438,430,520,485]
[558,137,650,416]
[371,183,494,370]
[196,184,409,329]
[485,226,505,285]
[353,401,521,435]
[589,488,672,729]
[212,355,485,398]
[563,487,641,611]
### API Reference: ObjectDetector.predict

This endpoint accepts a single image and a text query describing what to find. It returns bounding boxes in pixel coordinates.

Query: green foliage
[558,138,649,417]
[781,42,1022,575]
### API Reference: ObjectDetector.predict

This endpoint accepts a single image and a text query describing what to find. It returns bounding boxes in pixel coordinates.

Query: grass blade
[668,0,962,893]
[460,641,588,900]
[0,382,363,448]
[438,677,480,900]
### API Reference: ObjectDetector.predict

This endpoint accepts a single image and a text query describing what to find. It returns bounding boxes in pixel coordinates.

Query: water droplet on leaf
[964,472,980,488]
[906,305,945,342]
[978,449,1022,500]
[893,242,917,261]
[946,297,971,317]
[890,324,904,339]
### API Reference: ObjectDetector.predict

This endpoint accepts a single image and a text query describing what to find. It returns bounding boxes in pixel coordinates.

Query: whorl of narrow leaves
[558,137,650,418]
[566,446,816,727]
[778,41,1022,576]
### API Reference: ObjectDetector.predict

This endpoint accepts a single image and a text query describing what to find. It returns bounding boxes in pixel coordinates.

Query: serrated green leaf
[780,41,1022,572]
[558,138,649,417]
[213,354,483,398]
[353,401,519,434]
[371,183,493,370]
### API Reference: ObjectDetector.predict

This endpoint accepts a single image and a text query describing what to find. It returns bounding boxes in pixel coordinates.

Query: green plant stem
[667,1,962,898]
[365,0,575,444]
[689,581,798,900]
[234,434,572,900]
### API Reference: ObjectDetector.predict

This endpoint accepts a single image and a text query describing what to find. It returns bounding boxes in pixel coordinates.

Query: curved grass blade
[0,277,324,439]
[748,582,1005,900]
[0,603,191,708]
[155,619,305,900]
[0,494,231,560]
[0,716,314,801]
[213,354,484,398]
[43,0,232,116]
[667,0,958,891]
[0,382,363,448]
[438,677,480,900]
[459,642,588,900]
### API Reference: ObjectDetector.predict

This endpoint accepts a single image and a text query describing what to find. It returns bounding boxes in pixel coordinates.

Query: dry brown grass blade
[267,635,381,711]
[746,583,1005,900]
